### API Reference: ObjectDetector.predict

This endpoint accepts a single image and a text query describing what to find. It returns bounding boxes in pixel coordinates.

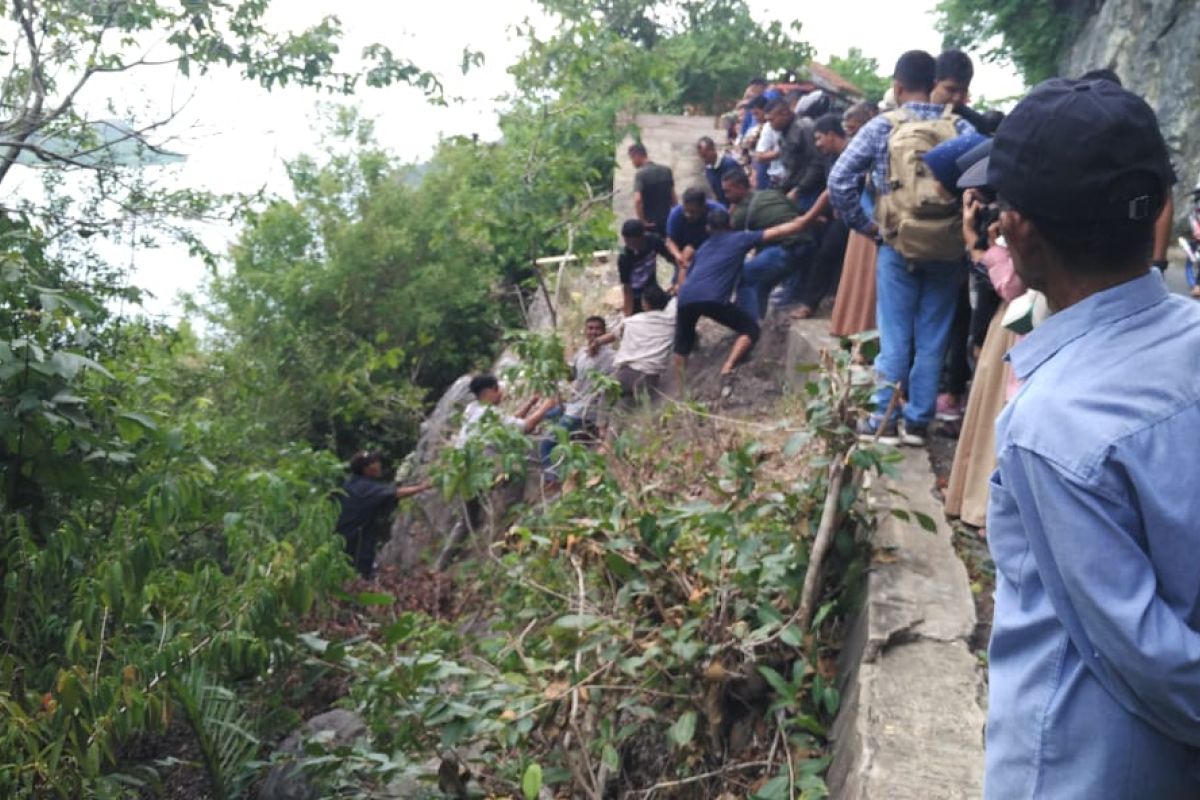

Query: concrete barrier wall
[786,320,987,799]
[612,113,724,229]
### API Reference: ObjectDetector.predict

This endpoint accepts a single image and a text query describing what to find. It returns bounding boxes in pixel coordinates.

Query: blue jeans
[539,413,582,480]
[872,244,965,427]
[736,244,813,321]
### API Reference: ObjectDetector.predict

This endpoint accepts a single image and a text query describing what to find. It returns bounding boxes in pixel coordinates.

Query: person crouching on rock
[335,451,431,579]
[438,375,556,570]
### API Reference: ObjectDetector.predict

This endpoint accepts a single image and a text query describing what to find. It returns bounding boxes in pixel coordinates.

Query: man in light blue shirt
[984,78,1200,797]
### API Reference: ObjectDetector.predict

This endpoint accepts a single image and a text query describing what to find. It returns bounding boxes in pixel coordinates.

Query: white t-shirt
[755,125,786,181]
[564,344,615,421]
[612,299,677,375]
[455,401,524,448]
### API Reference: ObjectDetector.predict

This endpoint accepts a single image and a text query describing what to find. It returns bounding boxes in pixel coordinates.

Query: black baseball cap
[987,78,1172,222]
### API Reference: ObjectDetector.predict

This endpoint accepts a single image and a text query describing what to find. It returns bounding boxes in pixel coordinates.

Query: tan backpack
[875,106,965,263]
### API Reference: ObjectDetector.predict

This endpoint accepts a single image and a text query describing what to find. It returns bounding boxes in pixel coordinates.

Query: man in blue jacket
[983,78,1200,798]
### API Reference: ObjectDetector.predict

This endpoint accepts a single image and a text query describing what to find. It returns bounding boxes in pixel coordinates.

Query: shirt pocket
[985,469,1030,584]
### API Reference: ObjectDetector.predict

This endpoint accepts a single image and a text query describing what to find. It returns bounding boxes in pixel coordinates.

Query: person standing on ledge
[628,142,676,236]
[983,78,1200,798]
[335,451,431,578]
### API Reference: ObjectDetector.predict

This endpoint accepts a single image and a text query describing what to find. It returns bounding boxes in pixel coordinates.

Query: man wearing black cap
[983,78,1200,797]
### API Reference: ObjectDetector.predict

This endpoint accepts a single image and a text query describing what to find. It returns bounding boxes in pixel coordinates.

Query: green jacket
[730,190,812,249]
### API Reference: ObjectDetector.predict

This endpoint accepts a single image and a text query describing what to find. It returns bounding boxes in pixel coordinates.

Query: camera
[974,202,1001,251]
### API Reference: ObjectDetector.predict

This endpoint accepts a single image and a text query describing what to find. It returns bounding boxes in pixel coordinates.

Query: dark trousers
[796,218,849,310]
[674,301,761,357]
[342,525,380,578]
[943,280,973,397]
[616,364,661,403]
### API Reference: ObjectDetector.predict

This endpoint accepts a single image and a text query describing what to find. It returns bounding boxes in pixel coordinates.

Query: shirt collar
[1008,269,1168,380]
[901,101,949,115]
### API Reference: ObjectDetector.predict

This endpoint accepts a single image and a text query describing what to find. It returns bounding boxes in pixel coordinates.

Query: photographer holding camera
[943,149,1027,529]
[982,78,1200,798]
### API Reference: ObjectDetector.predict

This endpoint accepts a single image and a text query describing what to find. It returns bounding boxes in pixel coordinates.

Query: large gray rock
[1061,0,1200,219]
[258,710,367,800]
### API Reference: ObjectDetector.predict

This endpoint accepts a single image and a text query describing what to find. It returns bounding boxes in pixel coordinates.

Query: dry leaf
[543,680,569,700]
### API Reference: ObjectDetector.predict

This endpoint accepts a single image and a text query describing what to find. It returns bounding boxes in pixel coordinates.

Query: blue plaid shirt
[828,102,975,234]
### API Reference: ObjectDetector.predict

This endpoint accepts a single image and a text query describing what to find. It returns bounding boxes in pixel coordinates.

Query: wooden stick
[796,456,848,633]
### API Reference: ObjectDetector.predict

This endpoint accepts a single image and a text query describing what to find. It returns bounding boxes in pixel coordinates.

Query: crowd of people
[335,46,1200,799]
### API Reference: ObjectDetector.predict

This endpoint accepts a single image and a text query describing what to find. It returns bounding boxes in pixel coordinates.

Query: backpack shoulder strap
[883,108,912,130]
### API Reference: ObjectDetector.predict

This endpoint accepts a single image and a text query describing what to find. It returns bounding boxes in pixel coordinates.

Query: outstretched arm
[760,212,813,245]
[396,481,433,499]
[521,398,558,434]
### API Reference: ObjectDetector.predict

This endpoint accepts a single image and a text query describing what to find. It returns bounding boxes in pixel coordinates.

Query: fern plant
[169,667,260,800]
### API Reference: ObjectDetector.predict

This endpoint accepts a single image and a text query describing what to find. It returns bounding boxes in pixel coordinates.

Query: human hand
[962,191,980,245]
[987,221,1001,249]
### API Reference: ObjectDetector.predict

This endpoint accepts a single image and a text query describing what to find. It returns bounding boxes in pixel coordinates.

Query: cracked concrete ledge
[785,319,987,799]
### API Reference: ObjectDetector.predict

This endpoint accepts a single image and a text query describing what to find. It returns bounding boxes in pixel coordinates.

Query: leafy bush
[283,345,894,799]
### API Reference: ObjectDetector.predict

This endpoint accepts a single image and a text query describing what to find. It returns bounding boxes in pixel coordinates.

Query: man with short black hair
[674,207,812,381]
[764,97,825,204]
[932,49,974,107]
[720,168,816,321]
[440,375,556,568]
[829,49,976,446]
[697,136,740,205]
[738,77,770,139]
[629,143,676,235]
[334,452,431,577]
[605,283,677,402]
[788,114,852,317]
[983,77,1200,798]
[538,316,614,483]
[665,187,724,290]
[842,101,877,139]
[456,374,555,448]
[617,218,673,317]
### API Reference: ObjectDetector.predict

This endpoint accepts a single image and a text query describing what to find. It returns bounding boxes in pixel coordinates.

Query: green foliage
[169,667,260,800]
[0,221,354,796]
[207,110,503,462]
[827,48,892,104]
[523,0,813,114]
[286,344,885,797]
[936,0,1083,84]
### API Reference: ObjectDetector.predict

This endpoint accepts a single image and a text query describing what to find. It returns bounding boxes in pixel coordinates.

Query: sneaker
[900,423,928,447]
[857,417,900,446]
[935,393,964,422]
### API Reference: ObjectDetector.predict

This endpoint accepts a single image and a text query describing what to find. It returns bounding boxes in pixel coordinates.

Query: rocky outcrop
[258,710,368,800]
[1061,0,1200,208]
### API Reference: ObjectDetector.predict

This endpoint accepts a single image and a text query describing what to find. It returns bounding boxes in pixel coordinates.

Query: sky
[44,0,1025,318]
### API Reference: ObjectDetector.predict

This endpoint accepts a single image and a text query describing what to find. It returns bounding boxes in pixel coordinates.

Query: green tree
[936,0,1080,85]
[827,47,891,104]
[0,3,452,796]
[207,111,506,461]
